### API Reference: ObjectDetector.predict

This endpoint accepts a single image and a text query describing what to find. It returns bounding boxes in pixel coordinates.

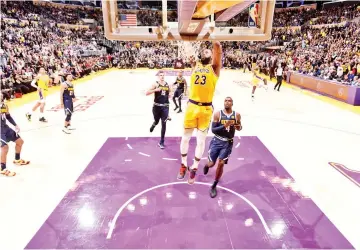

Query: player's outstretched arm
[212,41,222,77]
[146,83,160,96]
[189,56,196,69]
[30,75,39,89]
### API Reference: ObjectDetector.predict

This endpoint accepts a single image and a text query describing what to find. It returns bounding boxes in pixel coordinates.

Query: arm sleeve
[5,113,17,126]
[212,122,224,133]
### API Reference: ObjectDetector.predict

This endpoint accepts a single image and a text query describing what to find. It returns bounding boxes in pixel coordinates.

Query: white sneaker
[62,127,71,134]
[67,126,76,130]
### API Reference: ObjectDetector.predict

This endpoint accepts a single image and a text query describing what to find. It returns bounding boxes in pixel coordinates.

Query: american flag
[119,14,137,26]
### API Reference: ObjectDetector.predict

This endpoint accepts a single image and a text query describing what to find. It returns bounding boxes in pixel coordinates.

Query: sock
[191,159,200,170]
[181,154,187,166]
[180,129,192,166]
[15,153,20,160]
[1,163,6,171]
[160,122,166,144]
[212,180,219,189]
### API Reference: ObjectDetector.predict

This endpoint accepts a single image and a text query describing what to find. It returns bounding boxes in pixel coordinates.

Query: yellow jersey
[38,74,49,91]
[189,62,218,103]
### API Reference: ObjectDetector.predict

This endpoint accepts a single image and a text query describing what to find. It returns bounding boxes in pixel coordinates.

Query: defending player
[177,41,222,184]
[251,64,267,100]
[203,97,242,198]
[60,75,76,134]
[26,67,50,122]
[1,94,30,177]
[173,70,187,113]
[146,71,171,149]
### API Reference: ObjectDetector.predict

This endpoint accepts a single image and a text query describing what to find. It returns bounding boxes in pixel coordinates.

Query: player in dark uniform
[146,71,171,149]
[173,70,187,113]
[60,75,76,134]
[243,56,252,73]
[1,94,30,177]
[203,97,242,198]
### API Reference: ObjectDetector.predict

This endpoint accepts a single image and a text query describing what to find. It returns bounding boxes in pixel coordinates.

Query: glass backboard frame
[102,0,276,41]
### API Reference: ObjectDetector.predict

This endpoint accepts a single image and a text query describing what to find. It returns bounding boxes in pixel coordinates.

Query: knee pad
[194,129,207,159]
[65,113,72,122]
[183,128,193,141]
[196,129,207,147]
[180,128,193,154]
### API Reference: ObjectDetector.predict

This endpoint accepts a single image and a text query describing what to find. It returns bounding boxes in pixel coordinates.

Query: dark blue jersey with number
[174,77,186,90]
[63,81,75,101]
[215,110,236,139]
[154,81,170,105]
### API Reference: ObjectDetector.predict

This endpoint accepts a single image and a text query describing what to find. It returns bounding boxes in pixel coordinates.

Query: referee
[274,64,283,91]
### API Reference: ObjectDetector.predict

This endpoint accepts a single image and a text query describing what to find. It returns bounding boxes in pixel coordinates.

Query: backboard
[102,0,276,41]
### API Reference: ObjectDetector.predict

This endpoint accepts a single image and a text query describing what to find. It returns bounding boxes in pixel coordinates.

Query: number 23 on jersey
[194,75,207,85]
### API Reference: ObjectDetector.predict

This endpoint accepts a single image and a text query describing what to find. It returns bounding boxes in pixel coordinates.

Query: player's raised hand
[213,41,221,47]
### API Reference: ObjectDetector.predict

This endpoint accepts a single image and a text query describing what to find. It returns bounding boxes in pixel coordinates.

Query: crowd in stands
[1,1,360,100]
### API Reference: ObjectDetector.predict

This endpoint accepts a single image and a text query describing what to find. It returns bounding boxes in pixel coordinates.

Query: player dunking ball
[26,67,50,122]
[60,75,76,134]
[173,70,187,113]
[177,41,222,184]
[146,71,171,149]
[1,94,30,177]
[203,97,242,198]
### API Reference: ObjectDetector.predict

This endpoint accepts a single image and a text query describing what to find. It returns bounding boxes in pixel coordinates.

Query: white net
[177,41,202,59]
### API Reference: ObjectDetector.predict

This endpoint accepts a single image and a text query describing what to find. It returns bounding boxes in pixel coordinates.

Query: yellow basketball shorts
[183,102,213,131]
[252,78,260,87]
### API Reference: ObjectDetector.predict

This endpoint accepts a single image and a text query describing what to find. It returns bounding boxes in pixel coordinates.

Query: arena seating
[1,1,359,100]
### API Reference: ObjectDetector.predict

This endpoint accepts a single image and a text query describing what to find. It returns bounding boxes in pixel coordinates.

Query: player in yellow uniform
[177,41,222,184]
[251,63,267,100]
[26,68,49,122]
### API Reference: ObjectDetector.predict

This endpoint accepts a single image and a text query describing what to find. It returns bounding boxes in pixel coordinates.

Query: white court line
[237,158,244,160]
[235,142,240,148]
[201,157,207,160]
[139,152,150,157]
[125,159,132,162]
[163,158,177,161]
[219,199,234,249]
[127,144,133,149]
[106,181,272,239]
[125,137,128,140]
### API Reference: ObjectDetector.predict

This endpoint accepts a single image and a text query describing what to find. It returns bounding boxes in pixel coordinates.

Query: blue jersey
[1,102,10,130]
[215,110,236,140]
[62,81,75,101]
[174,77,186,90]
[154,81,170,105]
